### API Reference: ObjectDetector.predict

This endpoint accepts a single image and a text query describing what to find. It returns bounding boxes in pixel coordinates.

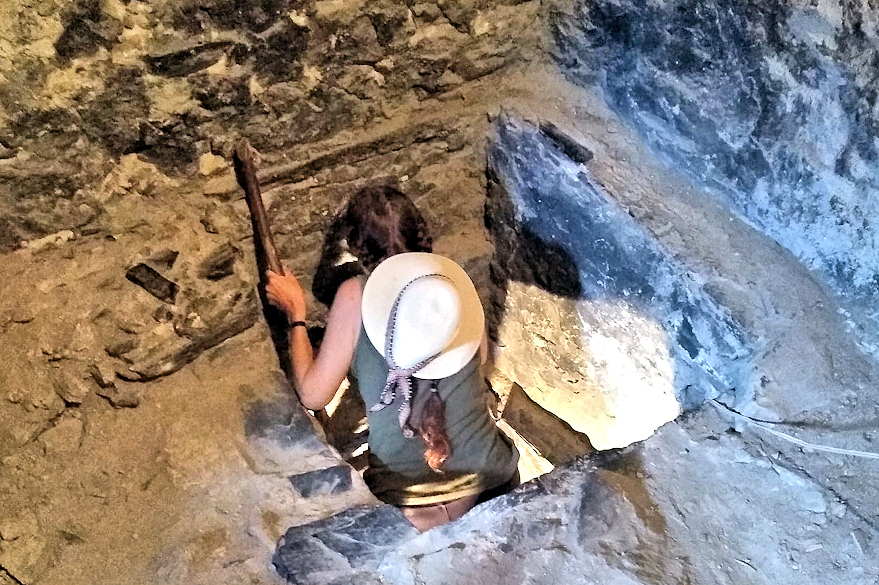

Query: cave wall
[487,114,753,450]
[0,0,530,251]
[549,0,879,351]
[2,3,877,584]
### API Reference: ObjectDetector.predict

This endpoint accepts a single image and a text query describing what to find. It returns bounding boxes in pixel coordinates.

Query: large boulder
[486,114,752,449]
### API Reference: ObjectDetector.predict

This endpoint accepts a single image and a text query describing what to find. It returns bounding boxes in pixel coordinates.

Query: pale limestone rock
[50,370,90,405]
[288,10,309,27]
[338,65,386,100]
[314,0,366,24]
[204,54,229,76]
[249,76,265,98]
[98,154,179,202]
[27,373,62,412]
[493,282,679,450]
[486,115,752,450]
[301,64,323,91]
[471,12,493,36]
[408,23,469,57]
[146,77,196,120]
[0,533,52,584]
[199,153,229,177]
[22,230,75,251]
[375,58,395,74]
[38,416,84,455]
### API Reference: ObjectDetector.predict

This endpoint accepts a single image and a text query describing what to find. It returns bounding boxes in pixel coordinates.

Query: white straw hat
[361,252,485,379]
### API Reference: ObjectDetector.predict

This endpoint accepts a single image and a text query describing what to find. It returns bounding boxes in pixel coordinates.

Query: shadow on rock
[485,112,753,419]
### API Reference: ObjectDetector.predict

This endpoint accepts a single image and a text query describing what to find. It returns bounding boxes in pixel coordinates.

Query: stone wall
[549,0,879,353]
[0,0,531,251]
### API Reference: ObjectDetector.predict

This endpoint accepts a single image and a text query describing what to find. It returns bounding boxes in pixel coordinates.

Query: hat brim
[361,253,485,379]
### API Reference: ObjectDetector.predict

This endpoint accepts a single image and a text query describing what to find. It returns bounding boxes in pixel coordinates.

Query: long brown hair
[312,185,432,305]
[342,184,433,271]
[334,185,450,471]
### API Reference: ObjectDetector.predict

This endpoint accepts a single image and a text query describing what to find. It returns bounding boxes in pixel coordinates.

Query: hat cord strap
[369,273,451,438]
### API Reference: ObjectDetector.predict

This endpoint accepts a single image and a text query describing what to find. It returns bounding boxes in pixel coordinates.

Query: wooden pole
[233,140,284,274]
[232,140,297,394]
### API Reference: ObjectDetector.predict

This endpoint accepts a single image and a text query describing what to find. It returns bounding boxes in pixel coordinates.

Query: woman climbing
[265,185,519,531]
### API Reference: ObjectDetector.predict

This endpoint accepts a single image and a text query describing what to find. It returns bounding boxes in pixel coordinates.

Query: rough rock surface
[275,407,878,585]
[1,1,878,585]
[289,465,354,498]
[273,505,419,585]
[550,0,879,354]
[0,0,532,251]
[487,114,753,448]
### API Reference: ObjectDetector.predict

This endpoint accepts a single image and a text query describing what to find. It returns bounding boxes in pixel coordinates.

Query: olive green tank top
[350,283,519,506]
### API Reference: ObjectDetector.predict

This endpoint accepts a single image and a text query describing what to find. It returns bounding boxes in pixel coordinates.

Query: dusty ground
[1,1,877,584]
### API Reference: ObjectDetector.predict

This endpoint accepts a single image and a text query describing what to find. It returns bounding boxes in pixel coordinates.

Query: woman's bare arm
[266,272,362,410]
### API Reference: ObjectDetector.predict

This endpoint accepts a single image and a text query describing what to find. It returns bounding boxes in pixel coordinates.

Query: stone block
[375,455,638,584]
[96,385,141,409]
[88,361,116,389]
[125,263,178,303]
[486,114,753,449]
[501,382,593,465]
[50,369,90,406]
[197,242,239,280]
[289,466,353,498]
[37,415,83,455]
[242,374,338,475]
[105,337,138,360]
[273,505,418,585]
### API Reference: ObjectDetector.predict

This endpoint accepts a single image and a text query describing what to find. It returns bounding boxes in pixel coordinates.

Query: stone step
[241,372,341,476]
[273,505,419,585]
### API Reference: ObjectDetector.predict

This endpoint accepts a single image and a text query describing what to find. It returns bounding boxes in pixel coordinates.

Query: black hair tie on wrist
[290,320,307,329]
